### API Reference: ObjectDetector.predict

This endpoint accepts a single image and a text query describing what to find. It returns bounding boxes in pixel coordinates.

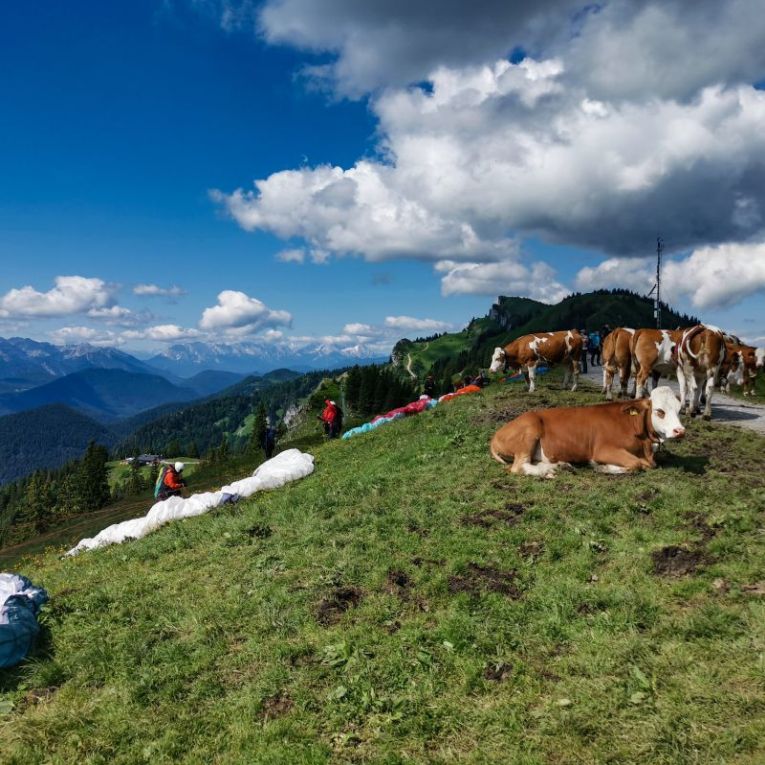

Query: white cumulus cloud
[437,259,569,303]
[575,241,765,310]
[199,290,293,334]
[206,0,765,313]
[0,276,116,318]
[49,326,125,347]
[122,324,203,342]
[383,316,454,332]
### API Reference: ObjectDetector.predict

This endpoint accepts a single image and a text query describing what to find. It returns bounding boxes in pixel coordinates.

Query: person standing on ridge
[319,399,342,439]
[589,330,602,366]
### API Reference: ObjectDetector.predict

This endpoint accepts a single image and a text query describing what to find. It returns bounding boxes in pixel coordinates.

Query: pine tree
[358,366,377,415]
[126,459,146,495]
[187,440,200,459]
[78,441,111,512]
[218,435,229,463]
[24,472,53,533]
[166,439,182,458]
[344,366,362,410]
[249,402,268,456]
[57,472,83,516]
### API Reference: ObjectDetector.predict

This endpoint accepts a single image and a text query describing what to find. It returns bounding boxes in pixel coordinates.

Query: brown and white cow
[717,339,745,394]
[490,386,684,477]
[719,338,764,396]
[489,330,583,393]
[630,328,683,399]
[676,324,726,419]
[602,327,635,400]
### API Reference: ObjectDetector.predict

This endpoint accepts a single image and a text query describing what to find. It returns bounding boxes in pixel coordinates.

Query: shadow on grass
[658,452,709,474]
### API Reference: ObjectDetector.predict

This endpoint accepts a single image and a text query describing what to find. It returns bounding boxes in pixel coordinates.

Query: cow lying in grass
[490,386,684,477]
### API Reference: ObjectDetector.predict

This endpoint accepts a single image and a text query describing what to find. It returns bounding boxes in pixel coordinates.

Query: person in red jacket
[158,461,186,500]
[318,400,342,439]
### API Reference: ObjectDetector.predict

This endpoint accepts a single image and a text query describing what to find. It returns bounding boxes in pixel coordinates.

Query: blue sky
[1,0,764,353]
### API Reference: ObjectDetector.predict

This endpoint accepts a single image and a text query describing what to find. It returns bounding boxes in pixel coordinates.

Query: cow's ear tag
[628,407,639,416]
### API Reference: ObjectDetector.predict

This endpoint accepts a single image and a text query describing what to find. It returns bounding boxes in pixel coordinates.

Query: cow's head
[756,347,765,369]
[649,386,685,440]
[489,347,506,374]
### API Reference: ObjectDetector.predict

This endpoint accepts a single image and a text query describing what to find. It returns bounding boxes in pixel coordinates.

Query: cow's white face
[490,347,506,374]
[728,351,745,385]
[756,347,765,369]
[650,386,685,440]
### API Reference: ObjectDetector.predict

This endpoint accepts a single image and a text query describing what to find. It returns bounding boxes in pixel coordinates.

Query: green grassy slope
[2,380,764,764]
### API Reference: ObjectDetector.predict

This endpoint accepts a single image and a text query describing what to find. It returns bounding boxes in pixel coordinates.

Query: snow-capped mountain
[146,340,389,376]
[0,336,161,393]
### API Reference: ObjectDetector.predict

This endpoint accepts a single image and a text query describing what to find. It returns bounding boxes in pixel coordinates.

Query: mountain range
[146,340,388,377]
[0,336,160,393]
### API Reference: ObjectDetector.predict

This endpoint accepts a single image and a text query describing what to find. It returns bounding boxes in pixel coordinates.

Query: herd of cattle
[487,325,764,477]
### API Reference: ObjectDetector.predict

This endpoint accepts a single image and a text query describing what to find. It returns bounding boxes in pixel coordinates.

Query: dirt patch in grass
[17,686,57,711]
[261,692,293,720]
[246,524,273,539]
[411,556,445,568]
[652,545,709,577]
[484,662,513,682]
[685,512,717,542]
[519,540,544,559]
[448,563,523,599]
[385,569,413,599]
[462,503,526,528]
[472,406,526,426]
[316,586,363,626]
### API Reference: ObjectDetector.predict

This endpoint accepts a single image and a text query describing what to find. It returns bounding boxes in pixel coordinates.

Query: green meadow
[2,380,764,764]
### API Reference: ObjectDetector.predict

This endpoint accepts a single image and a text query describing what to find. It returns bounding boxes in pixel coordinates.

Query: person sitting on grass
[158,462,186,501]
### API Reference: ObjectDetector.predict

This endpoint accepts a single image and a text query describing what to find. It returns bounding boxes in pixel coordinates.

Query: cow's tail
[490,439,510,465]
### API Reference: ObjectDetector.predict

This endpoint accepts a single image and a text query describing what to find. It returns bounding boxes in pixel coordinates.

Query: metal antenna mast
[654,236,663,328]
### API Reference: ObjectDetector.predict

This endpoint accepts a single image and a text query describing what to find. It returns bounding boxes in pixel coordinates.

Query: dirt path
[582,365,765,435]
[405,353,417,380]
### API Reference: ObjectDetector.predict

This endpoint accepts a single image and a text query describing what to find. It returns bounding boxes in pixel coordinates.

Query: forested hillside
[0,368,201,422]
[116,369,334,456]
[0,405,115,485]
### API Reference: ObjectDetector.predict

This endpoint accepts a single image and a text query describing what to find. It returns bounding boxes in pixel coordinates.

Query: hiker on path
[589,330,602,366]
[158,462,186,501]
[580,330,589,373]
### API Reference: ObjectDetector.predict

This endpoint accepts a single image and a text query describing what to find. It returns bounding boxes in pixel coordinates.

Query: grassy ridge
[1,380,764,764]
[400,291,700,381]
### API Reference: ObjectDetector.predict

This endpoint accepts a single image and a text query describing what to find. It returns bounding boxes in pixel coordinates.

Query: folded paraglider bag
[0,573,49,669]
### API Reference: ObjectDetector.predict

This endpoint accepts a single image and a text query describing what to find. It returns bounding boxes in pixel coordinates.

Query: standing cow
[630,328,683,399]
[677,324,726,419]
[490,386,684,477]
[602,327,635,400]
[718,338,764,396]
[489,330,583,393]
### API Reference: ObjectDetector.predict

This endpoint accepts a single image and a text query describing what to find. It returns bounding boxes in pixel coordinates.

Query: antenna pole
[655,236,663,328]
